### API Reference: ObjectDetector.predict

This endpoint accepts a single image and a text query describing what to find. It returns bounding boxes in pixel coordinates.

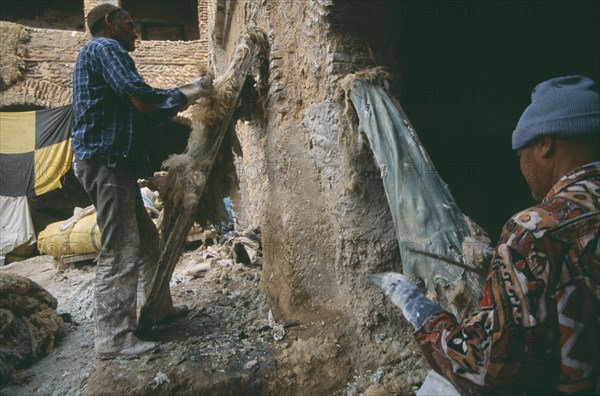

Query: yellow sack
[38,208,101,258]
[69,213,101,255]
[37,221,72,258]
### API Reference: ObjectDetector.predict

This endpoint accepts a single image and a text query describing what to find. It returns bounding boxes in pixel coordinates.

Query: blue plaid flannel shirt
[71,37,186,160]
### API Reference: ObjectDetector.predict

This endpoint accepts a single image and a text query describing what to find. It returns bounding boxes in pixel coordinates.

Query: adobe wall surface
[212,1,421,393]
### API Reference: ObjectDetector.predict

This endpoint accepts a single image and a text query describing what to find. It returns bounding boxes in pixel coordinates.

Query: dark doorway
[121,0,199,41]
[342,0,600,241]
[0,0,85,31]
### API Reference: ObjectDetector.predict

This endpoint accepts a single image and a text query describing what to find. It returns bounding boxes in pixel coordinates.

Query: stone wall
[0,0,85,31]
[0,28,85,108]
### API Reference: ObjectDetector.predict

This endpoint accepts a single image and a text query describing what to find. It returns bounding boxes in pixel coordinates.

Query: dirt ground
[0,234,427,396]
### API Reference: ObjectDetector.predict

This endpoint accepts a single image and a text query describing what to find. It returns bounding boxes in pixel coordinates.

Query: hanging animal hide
[139,27,269,326]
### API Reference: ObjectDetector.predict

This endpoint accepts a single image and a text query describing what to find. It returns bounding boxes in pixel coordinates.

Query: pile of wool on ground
[0,273,64,384]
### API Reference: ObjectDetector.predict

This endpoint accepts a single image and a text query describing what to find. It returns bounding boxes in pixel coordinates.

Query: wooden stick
[405,247,486,277]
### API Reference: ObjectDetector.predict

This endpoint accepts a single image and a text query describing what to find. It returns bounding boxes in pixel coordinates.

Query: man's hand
[178,74,213,108]
[369,272,444,329]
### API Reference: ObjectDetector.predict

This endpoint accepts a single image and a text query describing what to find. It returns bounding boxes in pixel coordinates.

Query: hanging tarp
[339,69,489,318]
[0,195,35,257]
[0,105,73,197]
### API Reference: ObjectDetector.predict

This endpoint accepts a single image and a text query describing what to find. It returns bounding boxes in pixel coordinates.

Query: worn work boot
[97,340,159,360]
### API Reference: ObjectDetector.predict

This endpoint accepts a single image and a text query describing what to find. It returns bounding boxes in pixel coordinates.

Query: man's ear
[537,136,555,158]
[103,14,113,33]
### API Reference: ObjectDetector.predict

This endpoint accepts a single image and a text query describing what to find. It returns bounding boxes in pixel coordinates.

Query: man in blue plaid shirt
[71,4,212,359]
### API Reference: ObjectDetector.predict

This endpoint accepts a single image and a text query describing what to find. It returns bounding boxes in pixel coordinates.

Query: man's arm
[371,208,561,394]
[129,77,213,118]
[412,236,557,394]
[96,40,211,115]
[97,41,179,105]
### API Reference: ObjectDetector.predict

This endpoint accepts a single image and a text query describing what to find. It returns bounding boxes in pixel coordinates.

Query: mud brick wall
[0,28,86,108]
[0,30,206,110]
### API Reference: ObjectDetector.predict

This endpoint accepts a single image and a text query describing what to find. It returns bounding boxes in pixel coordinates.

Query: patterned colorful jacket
[415,162,600,395]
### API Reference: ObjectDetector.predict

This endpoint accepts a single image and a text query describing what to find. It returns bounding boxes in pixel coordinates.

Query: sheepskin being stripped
[139,28,269,325]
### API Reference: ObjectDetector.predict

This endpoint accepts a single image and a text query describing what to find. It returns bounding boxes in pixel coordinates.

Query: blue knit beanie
[512,75,600,150]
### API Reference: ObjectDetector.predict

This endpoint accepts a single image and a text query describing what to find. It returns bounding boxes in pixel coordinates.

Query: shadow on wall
[144,120,191,172]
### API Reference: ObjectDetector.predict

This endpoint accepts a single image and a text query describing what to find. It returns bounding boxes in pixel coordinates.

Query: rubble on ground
[1,226,427,395]
[0,227,274,394]
[179,228,262,278]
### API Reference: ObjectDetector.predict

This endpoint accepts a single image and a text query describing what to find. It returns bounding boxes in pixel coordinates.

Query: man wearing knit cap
[371,76,600,394]
[71,4,212,359]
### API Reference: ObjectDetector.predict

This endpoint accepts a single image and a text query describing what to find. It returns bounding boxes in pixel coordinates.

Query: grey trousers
[73,157,173,353]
